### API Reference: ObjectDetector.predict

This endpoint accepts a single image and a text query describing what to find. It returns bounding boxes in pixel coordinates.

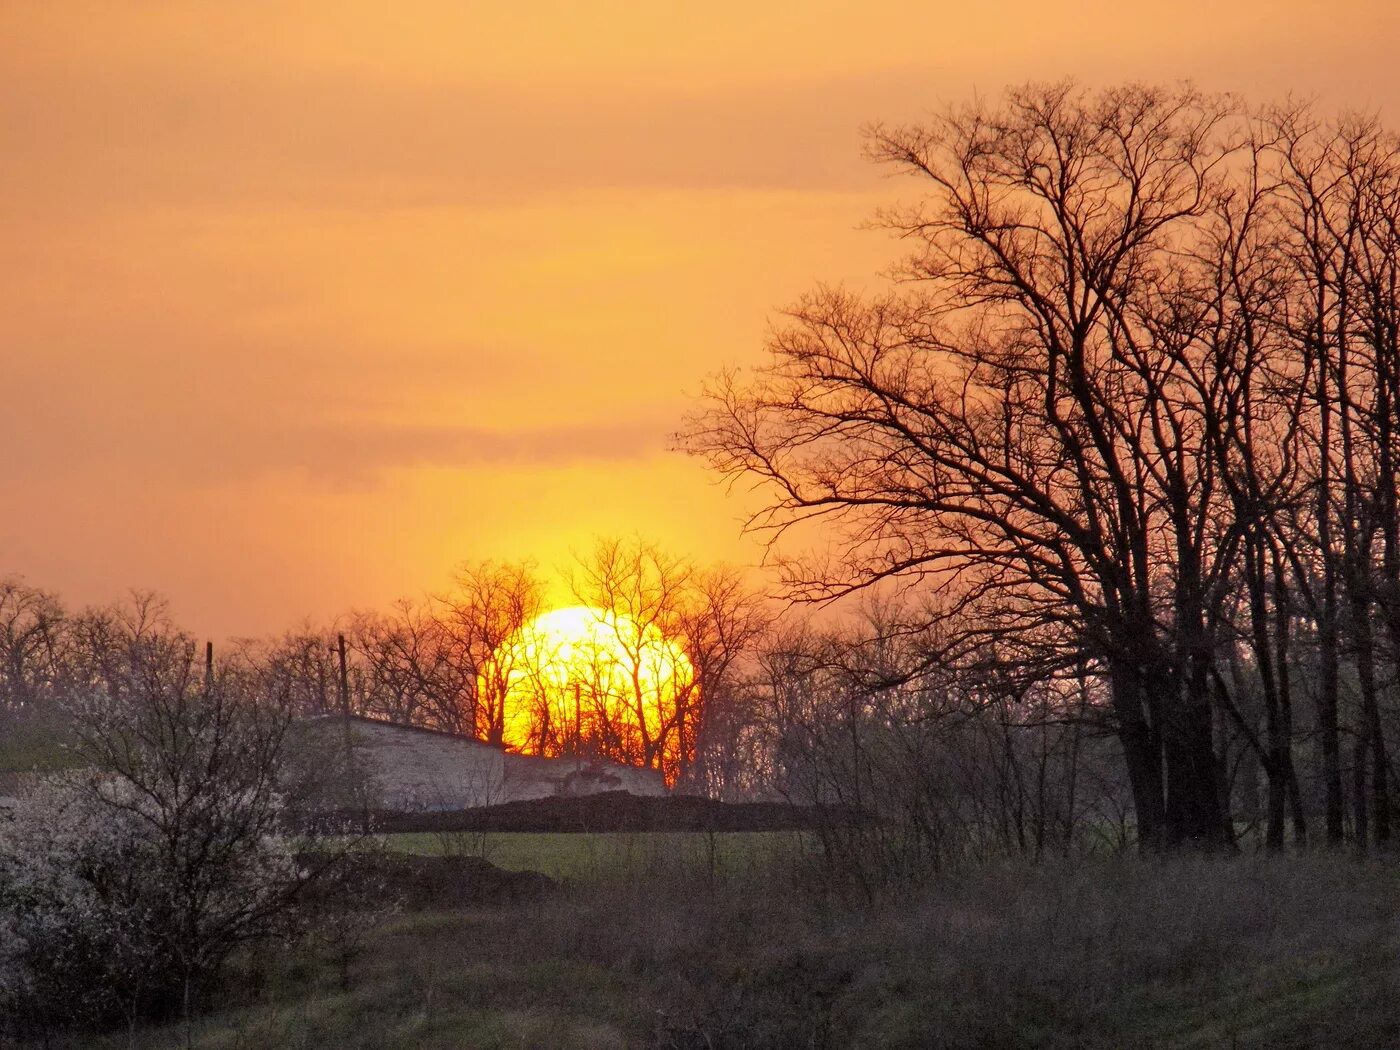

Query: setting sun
[485,606,695,775]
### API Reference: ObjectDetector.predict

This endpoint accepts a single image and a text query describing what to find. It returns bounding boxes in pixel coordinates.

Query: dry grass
[41,850,1400,1049]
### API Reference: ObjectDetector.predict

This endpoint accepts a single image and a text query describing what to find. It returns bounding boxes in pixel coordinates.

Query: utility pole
[574,681,582,770]
[337,634,351,717]
[337,633,367,833]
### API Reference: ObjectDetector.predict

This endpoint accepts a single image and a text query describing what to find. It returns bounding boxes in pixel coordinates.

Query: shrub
[0,662,322,1041]
[0,770,306,1040]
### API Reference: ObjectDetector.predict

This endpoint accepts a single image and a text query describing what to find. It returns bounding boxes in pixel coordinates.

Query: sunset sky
[4,1,1400,639]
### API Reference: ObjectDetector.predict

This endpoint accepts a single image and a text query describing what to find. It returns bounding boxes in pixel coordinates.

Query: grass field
[380,829,803,883]
[41,849,1400,1049]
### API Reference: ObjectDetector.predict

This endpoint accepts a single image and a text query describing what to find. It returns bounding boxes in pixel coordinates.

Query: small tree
[0,642,315,1041]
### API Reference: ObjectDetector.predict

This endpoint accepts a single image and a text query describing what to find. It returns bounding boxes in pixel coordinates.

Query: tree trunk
[1162,693,1227,846]
[1110,667,1165,851]
[1316,603,1345,845]
[1352,593,1391,846]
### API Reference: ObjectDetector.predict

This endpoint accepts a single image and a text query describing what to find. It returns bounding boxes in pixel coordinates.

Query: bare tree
[568,538,698,778]
[675,566,773,792]
[254,623,343,718]
[1264,107,1400,849]
[687,83,1264,847]
[439,559,543,743]
[0,578,67,718]
[685,82,1400,853]
[349,598,470,733]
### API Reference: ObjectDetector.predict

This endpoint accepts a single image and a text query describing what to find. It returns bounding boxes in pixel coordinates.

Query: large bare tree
[687,83,1287,848]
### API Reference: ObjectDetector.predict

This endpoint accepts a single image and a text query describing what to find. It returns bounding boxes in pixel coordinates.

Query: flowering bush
[2,776,168,1031]
[0,669,312,1038]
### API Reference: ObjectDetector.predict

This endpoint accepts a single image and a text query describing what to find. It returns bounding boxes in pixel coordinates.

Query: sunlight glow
[486,606,695,769]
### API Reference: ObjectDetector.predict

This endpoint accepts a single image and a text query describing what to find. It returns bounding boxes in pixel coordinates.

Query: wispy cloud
[0,406,677,490]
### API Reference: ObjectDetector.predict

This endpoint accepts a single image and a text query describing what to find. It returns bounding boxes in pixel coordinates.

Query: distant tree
[61,589,187,698]
[349,598,470,733]
[439,559,544,743]
[0,578,67,717]
[675,566,774,791]
[254,624,343,718]
[568,538,698,776]
[560,539,769,787]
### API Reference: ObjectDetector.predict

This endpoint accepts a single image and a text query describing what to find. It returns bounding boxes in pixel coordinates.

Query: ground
[41,837,1400,1050]
[384,828,794,881]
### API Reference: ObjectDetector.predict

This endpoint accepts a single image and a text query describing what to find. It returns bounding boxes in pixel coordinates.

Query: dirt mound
[303,850,557,909]
[369,791,828,834]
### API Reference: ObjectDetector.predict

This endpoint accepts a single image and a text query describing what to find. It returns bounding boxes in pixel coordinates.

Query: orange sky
[4,1,1399,639]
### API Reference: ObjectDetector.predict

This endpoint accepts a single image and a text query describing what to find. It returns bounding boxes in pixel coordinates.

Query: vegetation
[0,711,78,776]
[381,829,798,882]
[686,82,1400,851]
[28,851,1400,1049]
[0,610,381,1044]
[7,79,1400,1045]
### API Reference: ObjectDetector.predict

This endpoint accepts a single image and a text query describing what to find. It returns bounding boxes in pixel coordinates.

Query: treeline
[0,540,771,793]
[686,82,1400,851]
[0,561,1132,869]
[10,85,1400,862]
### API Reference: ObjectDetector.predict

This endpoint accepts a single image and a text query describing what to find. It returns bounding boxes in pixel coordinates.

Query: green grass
[379,829,803,883]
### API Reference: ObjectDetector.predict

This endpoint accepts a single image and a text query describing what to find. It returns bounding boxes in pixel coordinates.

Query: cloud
[0,64,902,224]
[265,417,679,487]
[0,405,677,491]
[7,2,1400,227]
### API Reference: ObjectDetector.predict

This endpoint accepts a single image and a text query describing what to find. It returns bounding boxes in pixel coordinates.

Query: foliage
[0,769,304,1036]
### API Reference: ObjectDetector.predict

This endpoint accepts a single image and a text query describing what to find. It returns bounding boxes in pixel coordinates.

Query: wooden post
[336,634,367,832]
[574,682,582,762]
[204,641,214,692]
[337,634,351,717]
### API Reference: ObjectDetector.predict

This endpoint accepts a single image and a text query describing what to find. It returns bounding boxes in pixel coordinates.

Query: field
[381,829,800,882]
[41,840,1400,1050]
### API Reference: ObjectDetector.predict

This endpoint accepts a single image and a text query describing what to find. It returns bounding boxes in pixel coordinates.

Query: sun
[485,605,695,771]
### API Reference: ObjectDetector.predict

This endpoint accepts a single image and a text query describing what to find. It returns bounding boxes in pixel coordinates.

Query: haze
[3,1,1398,639]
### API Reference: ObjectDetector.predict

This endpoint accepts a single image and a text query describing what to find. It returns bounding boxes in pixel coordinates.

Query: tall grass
[40,849,1400,1049]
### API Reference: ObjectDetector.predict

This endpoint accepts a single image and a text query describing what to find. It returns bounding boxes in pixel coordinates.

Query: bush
[0,661,329,1041]
[0,770,305,1039]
